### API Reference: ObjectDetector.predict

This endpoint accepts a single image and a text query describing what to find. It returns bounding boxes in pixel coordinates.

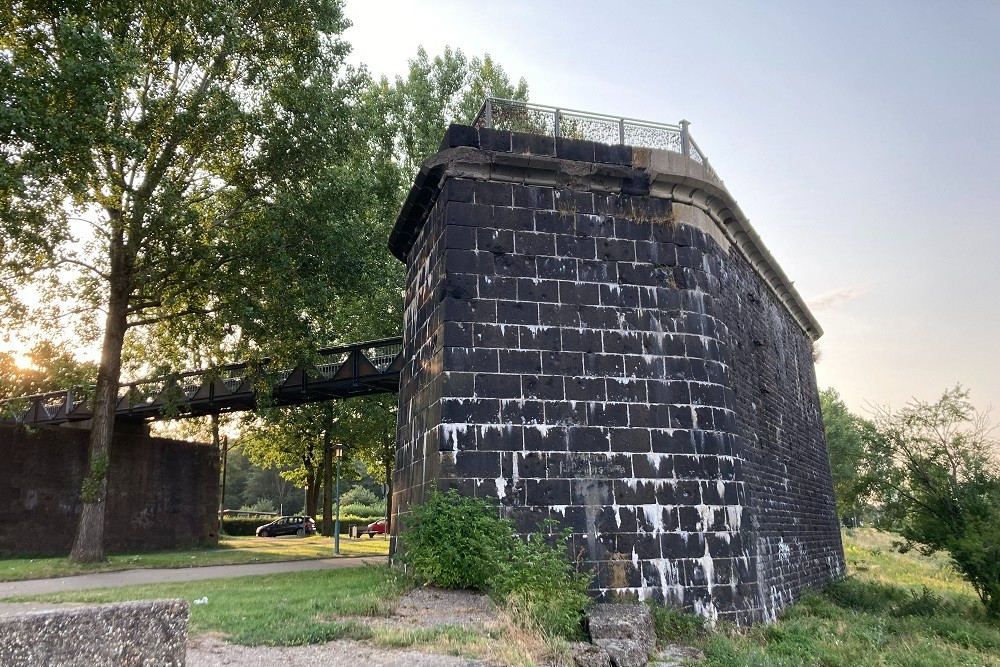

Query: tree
[385,46,529,175]
[820,388,876,524]
[233,46,530,533]
[1,1,396,561]
[336,394,397,526]
[865,386,1000,616]
[239,404,333,520]
[0,342,97,400]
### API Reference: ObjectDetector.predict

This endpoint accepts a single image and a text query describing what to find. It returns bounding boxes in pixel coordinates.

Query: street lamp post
[334,445,343,555]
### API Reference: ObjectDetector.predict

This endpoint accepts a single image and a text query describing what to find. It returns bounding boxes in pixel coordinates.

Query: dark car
[256,516,316,537]
[361,518,387,538]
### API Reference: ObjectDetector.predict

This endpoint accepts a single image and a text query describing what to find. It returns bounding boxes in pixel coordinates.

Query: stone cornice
[389,125,823,340]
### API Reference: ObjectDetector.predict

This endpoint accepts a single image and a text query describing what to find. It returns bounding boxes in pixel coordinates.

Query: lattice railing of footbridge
[0,337,404,427]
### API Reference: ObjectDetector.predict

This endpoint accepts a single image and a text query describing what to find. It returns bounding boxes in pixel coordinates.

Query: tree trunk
[309,471,321,519]
[69,264,130,563]
[304,465,318,518]
[322,428,333,537]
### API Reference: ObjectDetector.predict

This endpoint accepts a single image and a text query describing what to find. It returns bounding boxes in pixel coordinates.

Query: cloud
[807,287,866,311]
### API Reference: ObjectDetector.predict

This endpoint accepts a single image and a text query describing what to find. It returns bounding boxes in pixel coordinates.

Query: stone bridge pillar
[388,124,844,624]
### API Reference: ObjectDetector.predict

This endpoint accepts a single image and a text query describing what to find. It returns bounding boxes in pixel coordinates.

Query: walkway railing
[472,97,717,180]
[0,337,404,427]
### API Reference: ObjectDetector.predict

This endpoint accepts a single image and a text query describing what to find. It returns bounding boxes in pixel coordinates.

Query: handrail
[472,97,717,180]
[0,336,405,426]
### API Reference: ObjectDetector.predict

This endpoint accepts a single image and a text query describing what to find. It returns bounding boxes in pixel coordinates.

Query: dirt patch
[390,586,498,629]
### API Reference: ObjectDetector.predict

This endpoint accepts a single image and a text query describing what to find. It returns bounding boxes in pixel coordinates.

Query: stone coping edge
[388,124,822,340]
[0,599,189,667]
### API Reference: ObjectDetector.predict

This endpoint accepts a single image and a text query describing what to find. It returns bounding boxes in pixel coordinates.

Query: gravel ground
[186,637,492,667]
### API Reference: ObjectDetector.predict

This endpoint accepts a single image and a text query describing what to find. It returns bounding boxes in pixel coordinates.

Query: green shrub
[340,502,385,518]
[491,529,591,640]
[399,488,514,590]
[399,489,592,639]
[648,602,704,642]
[222,517,269,536]
[341,487,381,507]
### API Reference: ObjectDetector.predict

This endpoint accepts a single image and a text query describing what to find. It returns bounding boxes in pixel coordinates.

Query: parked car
[256,516,316,537]
[361,518,387,538]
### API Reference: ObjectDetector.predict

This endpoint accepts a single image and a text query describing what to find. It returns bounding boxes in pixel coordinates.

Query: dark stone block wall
[391,126,844,623]
[0,424,219,554]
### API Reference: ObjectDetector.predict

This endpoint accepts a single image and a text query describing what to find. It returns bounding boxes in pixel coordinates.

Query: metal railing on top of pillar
[472,97,717,181]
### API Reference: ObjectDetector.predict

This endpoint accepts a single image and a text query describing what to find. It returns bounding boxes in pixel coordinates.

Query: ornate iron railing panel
[472,97,718,181]
[0,336,404,427]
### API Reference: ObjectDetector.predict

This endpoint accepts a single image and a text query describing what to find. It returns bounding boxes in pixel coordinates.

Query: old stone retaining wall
[0,424,219,554]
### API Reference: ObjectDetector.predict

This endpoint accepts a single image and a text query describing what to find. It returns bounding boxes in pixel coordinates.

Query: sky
[342,0,1000,415]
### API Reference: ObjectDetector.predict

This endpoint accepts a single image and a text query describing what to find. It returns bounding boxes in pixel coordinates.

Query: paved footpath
[0,556,387,599]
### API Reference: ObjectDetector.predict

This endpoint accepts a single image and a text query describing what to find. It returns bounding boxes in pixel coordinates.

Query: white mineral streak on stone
[440,423,469,451]
[726,506,744,531]
[695,504,712,531]
[778,539,791,562]
[717,480,726,501]
[694,597,720,627]
[646,452,666,474]
[495,477,506,500]
[550,505,567,516]
[533,424,553,437]
[640,504,663,534]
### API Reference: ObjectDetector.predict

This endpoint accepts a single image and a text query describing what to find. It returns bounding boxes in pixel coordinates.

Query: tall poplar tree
[0,1,389,561]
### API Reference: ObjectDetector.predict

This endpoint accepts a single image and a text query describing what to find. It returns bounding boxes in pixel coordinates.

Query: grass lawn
[696,528,1000,666]
[10,528,1000,665]
[10,566,405,645]
[0,534,389,582]
[9,564,488,656]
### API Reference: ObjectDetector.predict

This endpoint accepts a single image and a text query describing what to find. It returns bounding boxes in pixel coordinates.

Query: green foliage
[400,489,591,639]
[15,567,407,646]
[340,502,384,518]
[490,528,591,640]
[820,388,877,522]
[79,453,109,503]
[341,486,380,507]
[864,386,1000,617]
[400,489,515,590]
[648,603,705,643]
[698,530,1000,666]
[221,517,272,536]
[385,46,529,174]
[246,499,276,514]
[0,342,98,400]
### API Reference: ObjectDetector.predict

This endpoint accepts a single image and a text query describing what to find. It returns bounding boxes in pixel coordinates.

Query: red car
[362,518,387,537]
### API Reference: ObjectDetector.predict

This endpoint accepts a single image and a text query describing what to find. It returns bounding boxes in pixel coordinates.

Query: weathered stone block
[0,600,188,667]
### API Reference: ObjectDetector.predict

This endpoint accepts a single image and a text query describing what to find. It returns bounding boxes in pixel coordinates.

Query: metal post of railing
[485,98,492,128]
[618,118,625,145]
[680,119,691,157]
[554,109,561,138]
